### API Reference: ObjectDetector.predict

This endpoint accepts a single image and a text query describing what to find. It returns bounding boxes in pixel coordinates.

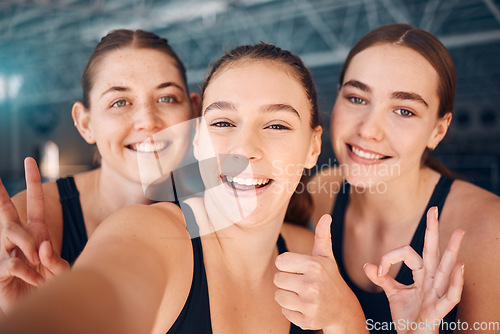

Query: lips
[126,140,170,153]
[222,175,272,191]
[348,144,390,161]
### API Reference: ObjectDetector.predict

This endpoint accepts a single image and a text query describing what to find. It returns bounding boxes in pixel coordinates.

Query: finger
[0,178,20,226]
[275,252,313,274]
[274,271,304,293]
[1,222,40,265]
[39,240,70,276]
[281,309,309,330]
[435,263,464,319]
[363,263,404,298]
[378,245,423,277]
[25,158,46,234]
[433,229,465,296]
[0,257,44,286]
[312,214,334,259]
[275,288,301,312]
[423,207,440,277]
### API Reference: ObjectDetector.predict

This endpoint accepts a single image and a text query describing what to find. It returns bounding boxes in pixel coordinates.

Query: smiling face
[331,43,450,188]
[195,60,321,226]
[73,47,195,184]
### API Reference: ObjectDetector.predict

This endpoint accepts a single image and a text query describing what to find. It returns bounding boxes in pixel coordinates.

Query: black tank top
[167,232,313,334]
[331,175,456,334]
[56,177,88,265]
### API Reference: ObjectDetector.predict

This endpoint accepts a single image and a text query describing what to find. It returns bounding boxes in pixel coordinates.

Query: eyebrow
[260,103,301,119]
[203,101,301,119]
[100,82,184,97]
[343,80,370,93]
[203,101,237,114]
[343,80,429,108]
[392,91,429,108]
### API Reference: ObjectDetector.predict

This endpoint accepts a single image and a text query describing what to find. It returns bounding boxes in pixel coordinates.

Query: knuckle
[402,245,413,253]
[304,280,321,298]
[305,261,323,275]
[3,221,17,234]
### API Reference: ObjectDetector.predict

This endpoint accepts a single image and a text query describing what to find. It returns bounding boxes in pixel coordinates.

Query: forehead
[203,60,310,113]
[345,44,439,102]
[92,47,184,89]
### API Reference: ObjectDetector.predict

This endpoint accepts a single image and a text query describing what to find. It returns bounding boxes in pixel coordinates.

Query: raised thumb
[312,214,334,259]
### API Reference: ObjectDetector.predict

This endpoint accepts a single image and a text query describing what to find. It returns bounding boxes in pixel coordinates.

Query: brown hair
[338,23,457,176]
[81,29,188,109]
[200,42,320,226]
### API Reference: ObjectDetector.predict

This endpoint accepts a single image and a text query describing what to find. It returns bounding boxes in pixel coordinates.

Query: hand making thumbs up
[274,214,367,333]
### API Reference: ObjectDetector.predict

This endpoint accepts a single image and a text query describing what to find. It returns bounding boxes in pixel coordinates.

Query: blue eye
[211,121,234,128]
[111,100,129,108]
[394,108,414,117]
[349,96,366,105]
[158,96,175,103]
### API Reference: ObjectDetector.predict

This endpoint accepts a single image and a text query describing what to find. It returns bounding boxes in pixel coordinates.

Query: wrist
[322,298,368,334]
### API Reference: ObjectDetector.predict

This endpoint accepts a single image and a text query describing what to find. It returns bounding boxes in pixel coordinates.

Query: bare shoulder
[281,223,314,254]
[309,166,344,226]
[77,201,192,279]
[92,202,189,243]
[443,179,500,232]
[442,179,500,254]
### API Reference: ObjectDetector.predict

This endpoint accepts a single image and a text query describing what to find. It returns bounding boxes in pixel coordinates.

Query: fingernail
[434,207,439,220]
[378,265,383,276]
[363,263,368,269]
[461,264,465,275]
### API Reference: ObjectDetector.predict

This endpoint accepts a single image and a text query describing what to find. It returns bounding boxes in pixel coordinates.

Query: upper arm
[73,203,191,332]
[445,185,500,332]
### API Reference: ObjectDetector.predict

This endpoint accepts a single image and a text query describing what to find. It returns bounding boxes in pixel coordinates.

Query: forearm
[0,268,151,334]
[321,295,368,334]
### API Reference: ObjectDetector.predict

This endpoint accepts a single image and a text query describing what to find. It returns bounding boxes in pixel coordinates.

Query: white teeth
[130,141,167,153]
[351,146,384,160]
[226,176,270,186]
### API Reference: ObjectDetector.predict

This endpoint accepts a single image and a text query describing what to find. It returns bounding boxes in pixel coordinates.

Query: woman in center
[0,43,462,334]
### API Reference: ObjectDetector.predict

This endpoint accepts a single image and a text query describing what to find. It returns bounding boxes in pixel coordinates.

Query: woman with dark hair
[0,42,462,334]
[308,23,500,333]
[0,29,199,314]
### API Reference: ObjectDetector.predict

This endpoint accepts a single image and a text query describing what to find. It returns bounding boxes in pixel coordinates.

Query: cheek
[330,108,350,144]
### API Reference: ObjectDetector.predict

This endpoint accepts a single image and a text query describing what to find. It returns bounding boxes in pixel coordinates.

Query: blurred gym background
[1,0,499,196]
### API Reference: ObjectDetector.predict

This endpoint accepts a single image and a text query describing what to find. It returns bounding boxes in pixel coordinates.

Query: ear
[427,112,452,150]
[72,102,95,144]
[189,92,201,118]
[305,125,323,169]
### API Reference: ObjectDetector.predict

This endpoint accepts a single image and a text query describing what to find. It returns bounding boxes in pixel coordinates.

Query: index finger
[275,252,313,274]
[422,207,440,276]
[25,158,45,228]
[0,178,20,226]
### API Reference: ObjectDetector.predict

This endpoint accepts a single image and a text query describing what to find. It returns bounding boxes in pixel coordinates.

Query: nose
[356,106,385,142]
[230,127,263,161]
[133,102,165,132]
